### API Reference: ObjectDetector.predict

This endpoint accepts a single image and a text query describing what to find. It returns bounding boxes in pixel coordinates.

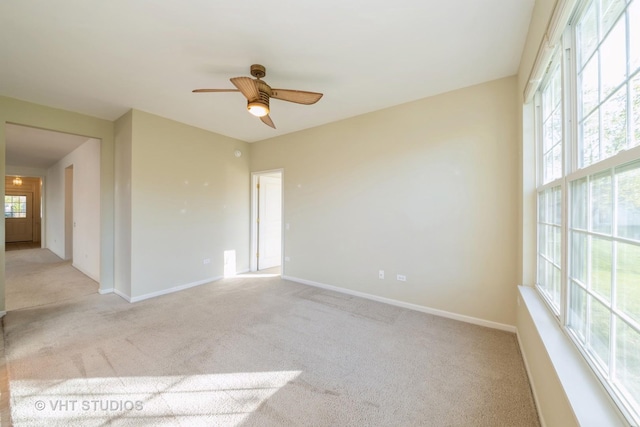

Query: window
[541,57,564,184]
[568,162,640,411]
[536,52,564,312]
[4,195,27,218]
[537,186,563,312]
[577,0,640,167]
[535,0,640,423]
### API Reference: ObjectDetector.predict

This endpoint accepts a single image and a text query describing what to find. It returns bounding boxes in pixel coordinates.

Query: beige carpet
[4,248,98,311]
[2,255,539,426]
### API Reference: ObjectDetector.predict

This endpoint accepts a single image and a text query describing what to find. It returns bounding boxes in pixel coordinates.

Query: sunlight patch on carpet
[11,370,301,425]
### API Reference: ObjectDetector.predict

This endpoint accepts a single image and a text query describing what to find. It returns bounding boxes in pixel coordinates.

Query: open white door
[250,170,284,273]
[257,173,282,270]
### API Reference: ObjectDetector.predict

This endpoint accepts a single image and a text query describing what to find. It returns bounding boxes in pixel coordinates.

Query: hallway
[4,248,98,311]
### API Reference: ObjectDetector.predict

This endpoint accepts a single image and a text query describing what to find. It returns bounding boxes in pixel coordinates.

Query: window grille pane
[543,117,555,153]
[588,296,612,369]
[541,60,563,184]
[546,189,554,223]
[552,144,563,184]
[552,264,562,306]
[600,0,627,40]
[538,254,547,286]
[578,2,598,67]
[540,224,549,257]
[569,281,588,342]
[603,87,628,156]
[551,187,562,225]
[552,107,562,145]
[591,236,613,302]
[632,73,640,148]
[616,241,640,324]
[616,162,640,241]
[601,12,627,96]
[591,172,613,234]
[571,231,588,283]
[554,226,562,263]
[615,318,640,404]
[582,111,601,167]
[581,57,600,116]
[538,187,562,312]
[631,0,640,73]
[544,151,554,183]
[572,178,589,229]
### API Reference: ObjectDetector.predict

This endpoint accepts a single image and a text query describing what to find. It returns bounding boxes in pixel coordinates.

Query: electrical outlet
[397,274,407,282]
[379,270,385,279]
[203,258,211,264]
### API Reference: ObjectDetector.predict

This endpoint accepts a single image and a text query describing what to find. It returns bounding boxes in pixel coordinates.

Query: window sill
[517,285,630,427]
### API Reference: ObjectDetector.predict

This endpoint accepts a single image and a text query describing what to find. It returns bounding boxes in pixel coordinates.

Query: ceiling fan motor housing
[247,81,271,115]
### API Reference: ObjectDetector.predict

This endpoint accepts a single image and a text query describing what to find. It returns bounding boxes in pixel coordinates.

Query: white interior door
[257,174,282,270]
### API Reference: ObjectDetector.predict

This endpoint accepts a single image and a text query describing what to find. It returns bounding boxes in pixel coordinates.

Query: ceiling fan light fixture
[193,64,322,128]
[247,101,269,117]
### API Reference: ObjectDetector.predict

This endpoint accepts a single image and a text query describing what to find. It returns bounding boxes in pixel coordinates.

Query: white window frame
[534,0,640,424]
[535,48,567,318]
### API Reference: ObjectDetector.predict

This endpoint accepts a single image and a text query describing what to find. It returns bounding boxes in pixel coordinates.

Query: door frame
[250,169,284,272]
[64,165,74,261]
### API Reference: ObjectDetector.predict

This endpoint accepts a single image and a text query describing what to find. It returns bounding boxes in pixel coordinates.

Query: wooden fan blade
[271,89,323,105]
[230,77,259,100]
[260,115,276,129]
[192,89,239,93]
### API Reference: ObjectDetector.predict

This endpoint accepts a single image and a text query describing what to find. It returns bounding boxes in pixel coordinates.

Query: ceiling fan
[192,64,323,129]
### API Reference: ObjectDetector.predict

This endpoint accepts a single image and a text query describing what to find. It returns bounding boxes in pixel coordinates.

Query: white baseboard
[98,288,114,295]
[127,276,223,303]
[71,263,100,282]
[282,275,516,333]
[0,311,6,318]
[113,288,131,302]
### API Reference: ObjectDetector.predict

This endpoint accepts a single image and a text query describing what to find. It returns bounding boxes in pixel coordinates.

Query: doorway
[4,175,41,245]
[251,170,283,272]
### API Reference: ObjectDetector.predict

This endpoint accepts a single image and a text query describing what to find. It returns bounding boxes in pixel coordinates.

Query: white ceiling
[5,124,92,169]
[0,0,534,150]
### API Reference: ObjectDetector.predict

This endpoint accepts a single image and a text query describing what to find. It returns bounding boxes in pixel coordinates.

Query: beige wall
[114,110,133,297]
[127,110,250,300]
[0,95,115,311]
[251,76,519,327]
